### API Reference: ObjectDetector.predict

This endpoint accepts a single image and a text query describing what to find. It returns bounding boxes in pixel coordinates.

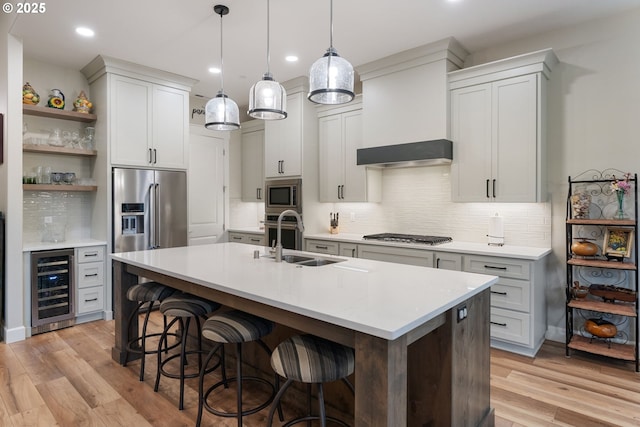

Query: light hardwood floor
[1,315,639,426]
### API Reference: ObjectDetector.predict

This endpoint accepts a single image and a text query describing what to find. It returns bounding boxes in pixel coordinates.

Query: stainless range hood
[356,139,452,168]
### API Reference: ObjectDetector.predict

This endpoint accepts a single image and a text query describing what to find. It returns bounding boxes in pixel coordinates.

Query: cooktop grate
[362,233,453,245]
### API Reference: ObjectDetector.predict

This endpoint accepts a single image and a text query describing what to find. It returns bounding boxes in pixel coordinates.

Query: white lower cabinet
[305,239,339,255]
[228,231,265,246]
[463,255,545,357]
[434,252,462,271]
[357,244,435,267]
[75,245,106,319]
[339,243,358,258]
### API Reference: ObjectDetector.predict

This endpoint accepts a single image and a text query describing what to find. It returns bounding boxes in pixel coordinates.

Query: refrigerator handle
[154,183,160,248]
[148,183,156,249]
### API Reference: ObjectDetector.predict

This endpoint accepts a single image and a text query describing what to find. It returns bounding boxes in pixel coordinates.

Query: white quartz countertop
[305,233,551,260]
[24,239,107,252]
[111,242,498,340]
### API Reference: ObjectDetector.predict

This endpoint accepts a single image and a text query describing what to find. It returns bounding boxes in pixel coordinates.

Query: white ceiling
[9,0,640,111]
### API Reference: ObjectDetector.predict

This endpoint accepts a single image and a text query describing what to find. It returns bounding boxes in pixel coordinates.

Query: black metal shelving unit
[566,169,638,372]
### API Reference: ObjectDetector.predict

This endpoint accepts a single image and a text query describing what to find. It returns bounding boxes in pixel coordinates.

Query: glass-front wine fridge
[31,249,75,334]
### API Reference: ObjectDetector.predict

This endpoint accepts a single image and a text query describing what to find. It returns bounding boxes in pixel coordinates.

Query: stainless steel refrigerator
[113,168,187,253]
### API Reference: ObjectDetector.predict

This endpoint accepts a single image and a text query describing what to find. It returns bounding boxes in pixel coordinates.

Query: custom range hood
[356,139,452,168]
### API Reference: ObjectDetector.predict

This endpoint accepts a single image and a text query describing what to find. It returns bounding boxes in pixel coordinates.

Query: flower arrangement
[611,173,632,195]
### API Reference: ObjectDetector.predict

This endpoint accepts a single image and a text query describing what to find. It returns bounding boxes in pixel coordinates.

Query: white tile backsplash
[331,166,551,247]
[23,191,92,244]
[229,165,552,248]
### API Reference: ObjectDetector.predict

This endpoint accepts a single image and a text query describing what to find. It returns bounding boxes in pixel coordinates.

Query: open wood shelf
[566,218,636,226]
[23,144,97,157]
[567,257,636,270]
[23,104,96,123]
[568,335,636,361]
[566,170,639,371]
[568,299,636,317]
[23,184,97,192]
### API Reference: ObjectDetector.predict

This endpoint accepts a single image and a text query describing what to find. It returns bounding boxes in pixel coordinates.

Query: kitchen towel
[488,213,504,246]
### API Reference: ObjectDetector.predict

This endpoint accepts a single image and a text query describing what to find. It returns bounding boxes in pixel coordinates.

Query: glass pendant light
[308,0,354,105]
[205,4,240,131]
[248,0,287,120]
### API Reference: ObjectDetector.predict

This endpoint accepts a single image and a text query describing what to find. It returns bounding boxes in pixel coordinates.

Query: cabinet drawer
[77,246,105,263]
[305,239,340,255]
[246,235,265,245]
[228,233,246,243]
[490,278,531,313]
[77,262,105,289]
[358,244,434,267]
[77,287,104,314]
[464,255,530,280]
[490,307,531,346]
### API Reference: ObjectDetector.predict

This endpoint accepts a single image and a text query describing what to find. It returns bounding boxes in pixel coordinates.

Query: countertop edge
[304,233,552,260]
[24,239,108,252]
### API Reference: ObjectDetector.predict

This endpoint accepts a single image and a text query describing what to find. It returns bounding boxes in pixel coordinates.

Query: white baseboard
[4,325,27,343]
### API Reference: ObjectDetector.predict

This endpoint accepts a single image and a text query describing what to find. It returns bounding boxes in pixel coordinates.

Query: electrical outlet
[350,212,356,222]
[457,305,468,322]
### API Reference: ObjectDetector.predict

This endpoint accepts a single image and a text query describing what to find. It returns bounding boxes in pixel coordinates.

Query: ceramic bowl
[62,172,76,185]
[50,172,64,184]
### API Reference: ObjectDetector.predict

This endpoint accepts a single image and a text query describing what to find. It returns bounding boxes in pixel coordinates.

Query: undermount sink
[281,254,344,267]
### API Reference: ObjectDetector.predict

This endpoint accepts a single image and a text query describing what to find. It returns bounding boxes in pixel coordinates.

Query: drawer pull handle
[250,238,261,242]
[232,236,242,240]
[491,290,507,295]
[85,298,99,302]
[84,273,99,278]
[315,245,328,250]
[490,321,507,327]
[484,265,507,271]
[84,252,98,257]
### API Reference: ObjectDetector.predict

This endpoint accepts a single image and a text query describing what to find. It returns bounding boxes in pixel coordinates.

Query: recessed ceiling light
[75,27,95,37]
[285,55,298,63]
[208,67,221,74]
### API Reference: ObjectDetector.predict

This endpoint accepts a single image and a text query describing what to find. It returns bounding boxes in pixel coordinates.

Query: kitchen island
[111,242,498,426]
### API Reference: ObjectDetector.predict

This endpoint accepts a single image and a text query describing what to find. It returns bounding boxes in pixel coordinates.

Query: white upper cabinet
[264,91,303,178]
[109,75,189,169]
[82,55,196,170]
[317,98,381,202]
[152,84,190,169]
[449,49,558,202]
[241,120,265,202]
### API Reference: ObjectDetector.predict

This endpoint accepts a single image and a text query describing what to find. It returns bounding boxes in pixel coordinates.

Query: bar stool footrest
[203,376,275,417]
[159,350,221,380]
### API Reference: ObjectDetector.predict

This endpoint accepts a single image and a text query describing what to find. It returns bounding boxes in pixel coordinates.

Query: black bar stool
[123,281,177,381]
[267,334,355,427]
[153,292,222,410]
[196,309,282,427]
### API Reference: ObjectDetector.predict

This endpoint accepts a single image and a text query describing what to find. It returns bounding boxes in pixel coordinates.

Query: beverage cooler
[31,249,75,334]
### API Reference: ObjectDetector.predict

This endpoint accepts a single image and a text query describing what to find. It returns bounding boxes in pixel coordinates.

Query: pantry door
[188,126,227,245]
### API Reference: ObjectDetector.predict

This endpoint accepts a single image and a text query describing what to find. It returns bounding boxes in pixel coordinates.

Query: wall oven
[265,178,302,214]
[264,213,303,250]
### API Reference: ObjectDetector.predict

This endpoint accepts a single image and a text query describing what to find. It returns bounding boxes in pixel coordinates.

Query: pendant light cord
[266,0,271,76]
[329,0,334,49]
[219,10,225,92]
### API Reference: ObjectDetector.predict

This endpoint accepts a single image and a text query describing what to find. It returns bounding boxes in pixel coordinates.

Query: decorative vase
[571,239,598,257]
[616,191,625,219]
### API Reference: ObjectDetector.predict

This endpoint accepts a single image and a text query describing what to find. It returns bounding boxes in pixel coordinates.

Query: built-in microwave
[265,178,302,214]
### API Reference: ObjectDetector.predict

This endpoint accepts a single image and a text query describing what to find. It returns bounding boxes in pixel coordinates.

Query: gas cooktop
[362,233,453,245]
